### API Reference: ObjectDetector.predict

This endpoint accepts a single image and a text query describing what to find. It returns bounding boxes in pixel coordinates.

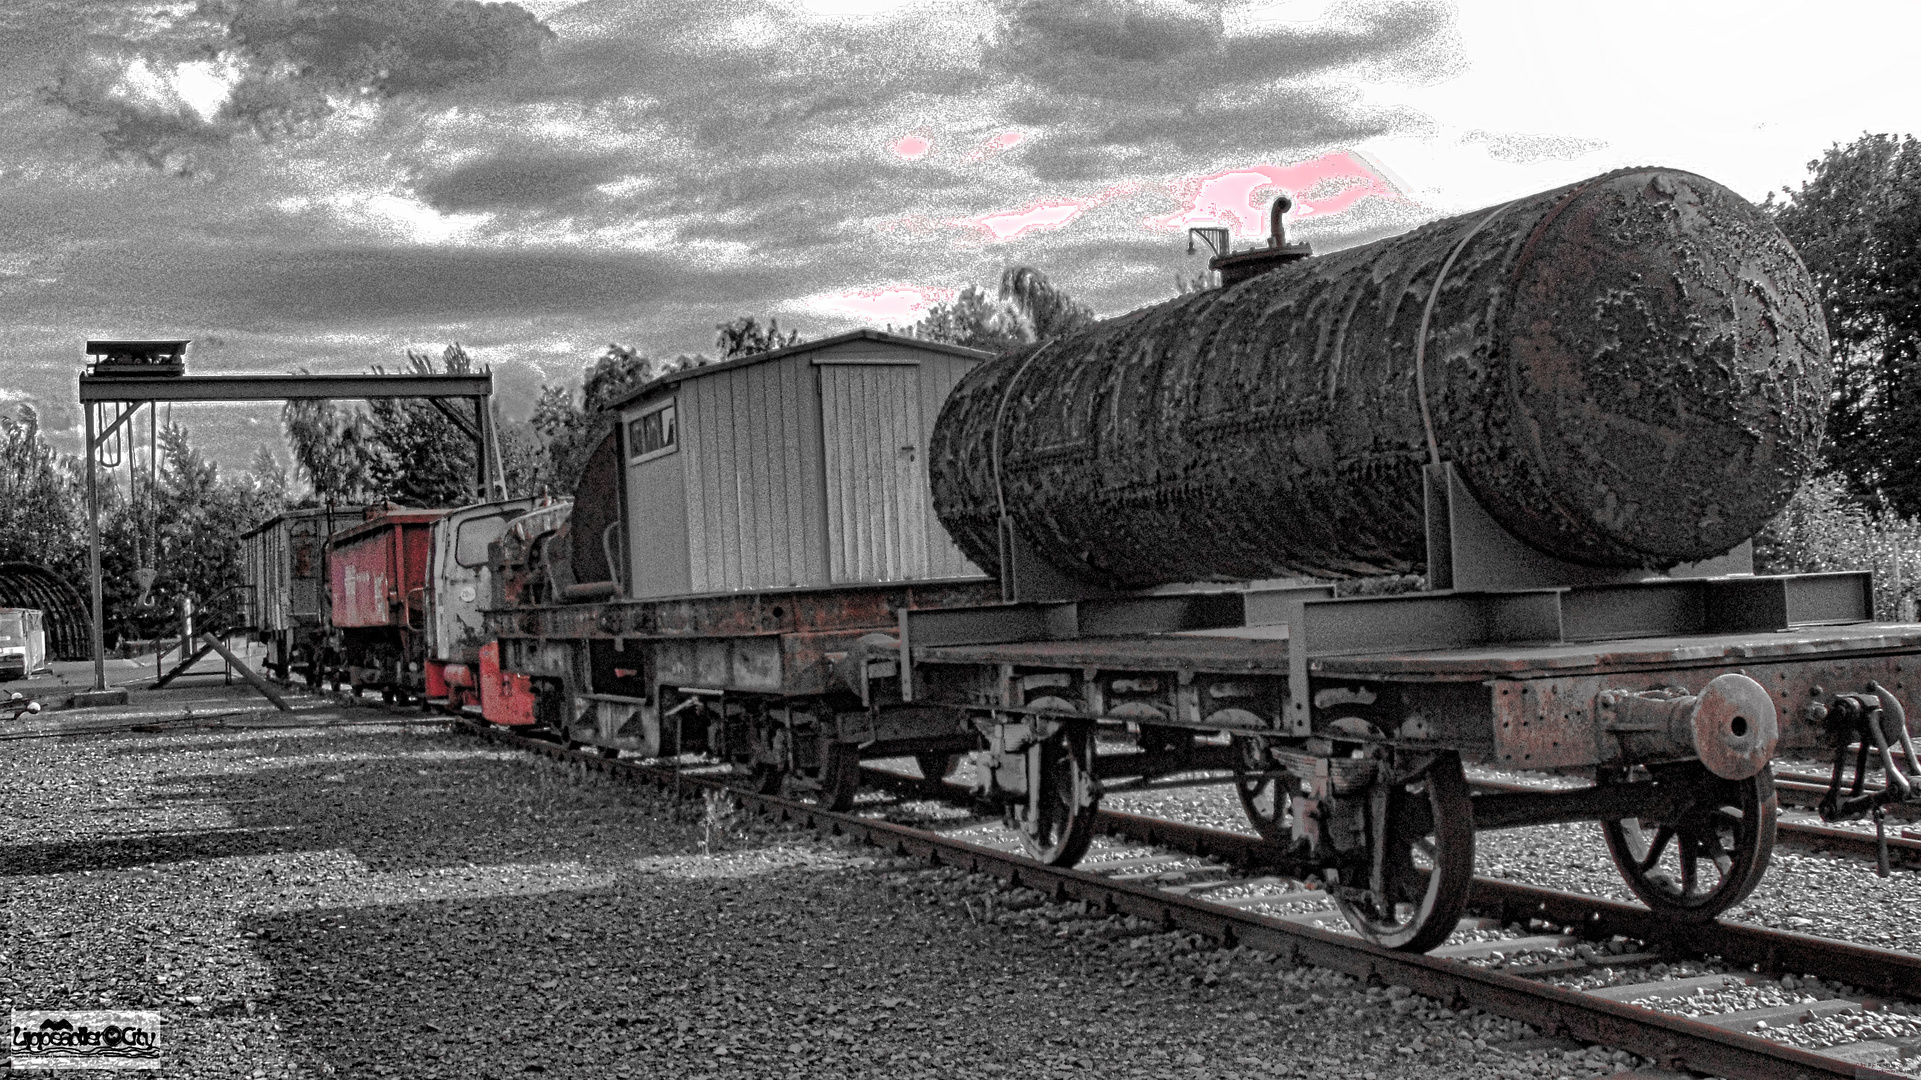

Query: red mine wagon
[325,506,447,700]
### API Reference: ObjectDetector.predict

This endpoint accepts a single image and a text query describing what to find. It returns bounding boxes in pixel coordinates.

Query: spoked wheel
[1332,750,1475,953]
[784,741,861,812]
[1015,721,1100,866]
[745,761,785,795]
[1232,736,1289,842]
[915,753,959,783]
[1599,762,1776,920]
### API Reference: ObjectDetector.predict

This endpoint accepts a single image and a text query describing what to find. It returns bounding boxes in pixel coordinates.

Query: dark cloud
[119,244,745,325]
[414,149,634,214]
[42,0,555,169]
[217,0,555,97]
[987,0,1453,102]
[1014,89,1429,182]
[983,0,1454,185]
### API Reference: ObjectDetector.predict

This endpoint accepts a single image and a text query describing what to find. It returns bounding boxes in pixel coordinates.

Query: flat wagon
[486,329,1000,802]
[477,168,1921,953]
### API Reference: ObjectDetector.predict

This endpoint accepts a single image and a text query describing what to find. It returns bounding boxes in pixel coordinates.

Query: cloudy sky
[4,0,1916,472]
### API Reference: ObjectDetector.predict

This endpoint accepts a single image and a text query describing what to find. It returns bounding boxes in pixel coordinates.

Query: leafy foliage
[360,347,482,507]
[282,344,489,507]
[1769,133,1921,516]
[0,403,282,643]
[909,266,1093,352]
[137,422,285,632]
[714,316,803,360]
[0,406,89,591]
[529,345,702,495]
[1754,475,1917,620]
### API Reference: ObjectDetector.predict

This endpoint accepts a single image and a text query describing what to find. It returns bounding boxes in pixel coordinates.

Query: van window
[627,401,677,461]
[455,514,513,567]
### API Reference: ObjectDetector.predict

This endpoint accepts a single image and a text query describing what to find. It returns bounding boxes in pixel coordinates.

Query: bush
[1753,475,1918,620]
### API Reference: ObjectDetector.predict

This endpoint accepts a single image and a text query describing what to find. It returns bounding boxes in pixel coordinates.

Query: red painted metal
[327,509,445,629]
[479,641,537,726]
[425,660,450,699]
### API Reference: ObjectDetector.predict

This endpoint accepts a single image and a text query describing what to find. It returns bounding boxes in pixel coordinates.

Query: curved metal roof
[0,564,92,660]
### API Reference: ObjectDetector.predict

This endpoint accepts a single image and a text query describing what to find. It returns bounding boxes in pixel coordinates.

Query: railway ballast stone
[4,712,1656,1079]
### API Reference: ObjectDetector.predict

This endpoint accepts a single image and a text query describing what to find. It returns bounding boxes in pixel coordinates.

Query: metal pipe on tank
[929,167,1831,588]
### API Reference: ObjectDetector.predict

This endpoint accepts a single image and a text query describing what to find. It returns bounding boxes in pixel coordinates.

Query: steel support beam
[85,404,104,691]
[78,373,493,403]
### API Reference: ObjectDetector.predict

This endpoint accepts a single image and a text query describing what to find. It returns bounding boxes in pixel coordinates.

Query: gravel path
[2,715,1690,1079]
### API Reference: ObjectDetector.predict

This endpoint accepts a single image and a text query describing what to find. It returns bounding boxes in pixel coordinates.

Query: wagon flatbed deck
[914,622,1921,681]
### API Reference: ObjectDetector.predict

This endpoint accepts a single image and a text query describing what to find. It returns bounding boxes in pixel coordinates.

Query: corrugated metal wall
[820,363,925,582]
[682,357,826,593]
[818,361,980,583]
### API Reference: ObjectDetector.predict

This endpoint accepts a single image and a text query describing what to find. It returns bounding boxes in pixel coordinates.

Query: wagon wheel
[1599,762,1776,921]
[1015,720,1100,867]
[784,741,861,812]
[1332,750,1474,953]
[915,753,959,783]
[1232,736,1289,843]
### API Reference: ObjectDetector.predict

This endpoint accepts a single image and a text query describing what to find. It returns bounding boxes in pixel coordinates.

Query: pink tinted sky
[821,151,1399,322]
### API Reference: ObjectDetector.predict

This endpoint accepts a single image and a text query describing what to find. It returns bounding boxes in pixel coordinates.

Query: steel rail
[1078,808,1921,1002]
[1467,777,1921,873]
[1776,772,1921,824]
[458,721,1913,1080]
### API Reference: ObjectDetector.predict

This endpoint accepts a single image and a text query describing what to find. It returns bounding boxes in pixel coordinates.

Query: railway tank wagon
[888,166,1921,951]
[484,330,1001,806]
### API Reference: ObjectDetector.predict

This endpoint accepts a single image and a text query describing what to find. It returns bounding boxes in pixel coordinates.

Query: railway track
[1467,775,1921,875]
[453,718,1921,1080]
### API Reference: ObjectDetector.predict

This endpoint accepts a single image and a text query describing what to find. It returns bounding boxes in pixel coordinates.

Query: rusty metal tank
[929,167,1831,586]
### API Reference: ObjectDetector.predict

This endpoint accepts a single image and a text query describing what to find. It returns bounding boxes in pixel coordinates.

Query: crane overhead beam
[76,365,498,695]
[78,373,493,403]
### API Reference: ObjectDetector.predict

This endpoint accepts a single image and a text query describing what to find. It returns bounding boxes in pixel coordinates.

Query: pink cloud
[891,135,931,160]
[807,284,957,322]
[1145,151,1403,236]
[963,130,1024,162]
[955,181,1140,241]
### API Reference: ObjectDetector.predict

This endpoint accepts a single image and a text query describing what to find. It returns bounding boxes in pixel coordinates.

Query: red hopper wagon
[325,505,447,701]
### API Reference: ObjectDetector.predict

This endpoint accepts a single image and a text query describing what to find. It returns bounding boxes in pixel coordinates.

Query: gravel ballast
[0,710,1698,1079]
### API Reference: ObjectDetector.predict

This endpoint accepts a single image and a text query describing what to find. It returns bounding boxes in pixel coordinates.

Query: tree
[360,345,482,508]
[0,405,86,583]
[1755,474,1918,620]
[1769,133,1921,516]
[714,315,803,359]
[247,444,290,512]
[282,392,376,504]
[998,264,1095,342]
[281,343,495,507]
[528,344,701,494]
[910,265,1093,352]
[911,285,1025,352]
